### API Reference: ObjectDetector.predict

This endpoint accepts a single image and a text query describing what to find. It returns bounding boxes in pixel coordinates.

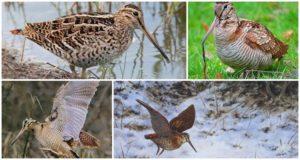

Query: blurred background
[2,81,112,158]
[2,2,186,79]
[188,2,298,79]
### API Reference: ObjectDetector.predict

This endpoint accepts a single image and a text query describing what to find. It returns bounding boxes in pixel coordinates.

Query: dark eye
[133,11,139,16]
[223,5,228,9]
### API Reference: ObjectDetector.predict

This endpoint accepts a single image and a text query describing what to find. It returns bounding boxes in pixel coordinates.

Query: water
[2,2,186,79]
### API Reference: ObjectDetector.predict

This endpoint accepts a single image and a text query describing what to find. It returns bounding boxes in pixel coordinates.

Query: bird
[11,81,101,158]
[136,99,197,156]
[10,4,170,78]
[202,2,288,72]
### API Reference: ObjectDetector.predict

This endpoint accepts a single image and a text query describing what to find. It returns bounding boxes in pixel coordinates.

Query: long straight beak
[201,17,217,79]
[11,128,26,145]
[187,139,197,152]
[138,19,170,63]
[201,17,217,45]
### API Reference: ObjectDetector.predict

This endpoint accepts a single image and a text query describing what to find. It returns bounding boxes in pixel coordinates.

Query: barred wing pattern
[48,81,99,141]
[136,99,172,137]
[169,105,195,133]
[243,20,288,59]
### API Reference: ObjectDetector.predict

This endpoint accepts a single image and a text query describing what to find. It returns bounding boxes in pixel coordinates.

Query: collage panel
[2,2,186,79]
[188,2,298,79]
[0,1,299,159]
[2,81,112,158]
[114,81,298,158]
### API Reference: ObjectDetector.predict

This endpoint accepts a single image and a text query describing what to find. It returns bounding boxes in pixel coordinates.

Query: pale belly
[151,136,184,150]
[34,128,72,156]
[216,37,272,69]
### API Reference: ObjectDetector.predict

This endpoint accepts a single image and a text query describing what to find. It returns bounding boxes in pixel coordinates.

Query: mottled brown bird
[11,81,101,158]
[136,99,197,156]
[202,2,288,70]
[10,4,170,78]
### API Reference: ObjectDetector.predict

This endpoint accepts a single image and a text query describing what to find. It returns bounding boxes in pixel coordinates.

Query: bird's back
[11,12,134,67]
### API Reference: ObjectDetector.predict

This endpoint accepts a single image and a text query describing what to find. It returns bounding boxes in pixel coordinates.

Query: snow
[114,81,298,158]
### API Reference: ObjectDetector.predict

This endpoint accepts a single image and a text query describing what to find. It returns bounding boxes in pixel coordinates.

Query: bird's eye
[223,5,228,9]
[133,11,139,16]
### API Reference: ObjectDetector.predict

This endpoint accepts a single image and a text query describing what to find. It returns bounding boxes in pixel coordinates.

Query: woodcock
[136,99,197,156]
[11,81,101,158]
[11,4,170,78]
[202,2,288,70]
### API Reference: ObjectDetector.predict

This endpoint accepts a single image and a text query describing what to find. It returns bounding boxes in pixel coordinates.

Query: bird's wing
[47,81,99,141]
[79,131,101,148]
[21,13,115,53]
[169,105,195,132]
[136,99,172,137]
[240,20,288,58]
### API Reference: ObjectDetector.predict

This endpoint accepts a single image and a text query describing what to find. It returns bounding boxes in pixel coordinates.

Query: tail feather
[10,29,23,35]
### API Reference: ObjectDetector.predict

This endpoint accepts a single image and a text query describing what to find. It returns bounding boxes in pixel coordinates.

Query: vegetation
[188,2,298,79]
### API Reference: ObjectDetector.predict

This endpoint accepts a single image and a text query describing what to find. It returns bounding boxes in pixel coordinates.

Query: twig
[22,132,30,158]
[19,39,26,64]
[46,62,70,74]
[88,70,99,79]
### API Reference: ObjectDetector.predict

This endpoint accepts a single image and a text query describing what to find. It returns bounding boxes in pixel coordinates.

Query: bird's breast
[215,26,272,69]
[149,134,184,150]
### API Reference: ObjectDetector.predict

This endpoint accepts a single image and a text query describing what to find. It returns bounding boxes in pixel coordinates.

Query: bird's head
[215,2,237,22]
[11,118,38,145]
[182,132,197,152]
[118,4,170,62]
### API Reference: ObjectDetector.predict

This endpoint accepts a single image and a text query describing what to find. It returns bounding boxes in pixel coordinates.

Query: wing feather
[136,99,172,137]
[169,105,195,133]
[241,20,288,58]
[47,81,99,140]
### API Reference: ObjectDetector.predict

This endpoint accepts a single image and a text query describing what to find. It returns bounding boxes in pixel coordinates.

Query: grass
[188,2,298,79]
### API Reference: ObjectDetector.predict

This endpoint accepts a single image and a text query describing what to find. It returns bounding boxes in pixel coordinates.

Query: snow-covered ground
[114,81,298,158]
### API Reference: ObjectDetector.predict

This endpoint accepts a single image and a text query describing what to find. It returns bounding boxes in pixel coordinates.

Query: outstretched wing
[47,81,99,141]
[241,20,288,59]
[136,99,172,137]
[169,105,195,132]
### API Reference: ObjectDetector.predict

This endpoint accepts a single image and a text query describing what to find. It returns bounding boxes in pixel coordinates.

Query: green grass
[188,2,298,79]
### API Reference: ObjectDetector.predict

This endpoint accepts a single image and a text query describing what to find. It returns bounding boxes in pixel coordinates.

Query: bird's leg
[156,145,160,155]
[158,149,165,156]
[69,64,78,78]
[80,67,87,79]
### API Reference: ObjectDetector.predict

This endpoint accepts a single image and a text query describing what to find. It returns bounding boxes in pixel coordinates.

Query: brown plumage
[10,4,170,78]
[202,2,288,70]
[11,82,101,158]
[136,99,197,156]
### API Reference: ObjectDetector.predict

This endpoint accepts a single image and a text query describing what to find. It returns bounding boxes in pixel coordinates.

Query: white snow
[114,81,298,158]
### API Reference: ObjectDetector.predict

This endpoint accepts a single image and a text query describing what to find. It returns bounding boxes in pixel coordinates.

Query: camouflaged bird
[11,81,101,158]
[136,99,197,156]
[202,2,288,70]
[10,4,170,78]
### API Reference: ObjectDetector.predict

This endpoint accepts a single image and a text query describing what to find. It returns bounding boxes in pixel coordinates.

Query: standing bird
[10,4,170,78]
[202,2,288,75]
[136,99,197,156]
[11,81,101,158]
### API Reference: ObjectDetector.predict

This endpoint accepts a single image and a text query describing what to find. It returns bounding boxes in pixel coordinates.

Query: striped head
[181,133,197,152]
[215,2,238,22]
[11,118,38,145]
[118,4,170,62]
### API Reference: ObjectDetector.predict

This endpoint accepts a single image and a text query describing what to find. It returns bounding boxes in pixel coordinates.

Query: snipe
[136,99,197,156]
[202,2,288,72]
[11,4,170,78]
[11,81,101,158]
